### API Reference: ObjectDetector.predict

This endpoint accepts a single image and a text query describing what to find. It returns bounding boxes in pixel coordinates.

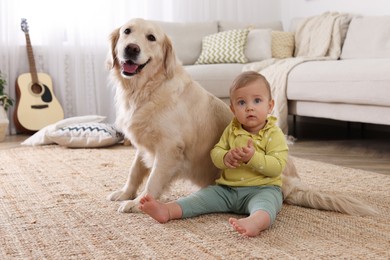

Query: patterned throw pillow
[21,115,107,146]
[47,122,124,148]
[271,31,295,59]
[195,29,250,64]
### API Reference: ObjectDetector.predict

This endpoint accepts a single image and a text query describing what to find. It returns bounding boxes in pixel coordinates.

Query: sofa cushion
[245,29,272,62]
[271,31,295,58]
[185,63,247,98]
[341,16,390,59]
[195,29,250,64]
[218,20,283,31]
[155,21,218,65]
[287,59,390,106]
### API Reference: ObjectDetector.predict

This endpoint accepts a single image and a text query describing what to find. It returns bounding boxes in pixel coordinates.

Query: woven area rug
[1,145,389,259]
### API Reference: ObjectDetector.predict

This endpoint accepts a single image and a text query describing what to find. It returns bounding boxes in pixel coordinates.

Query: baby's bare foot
[229,211,270,237]
[229,217,257,237]
[138,194,170,223]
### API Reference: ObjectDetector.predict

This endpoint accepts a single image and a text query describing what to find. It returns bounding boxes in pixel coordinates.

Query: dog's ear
[163,35,177,79]
[106,27,120,70]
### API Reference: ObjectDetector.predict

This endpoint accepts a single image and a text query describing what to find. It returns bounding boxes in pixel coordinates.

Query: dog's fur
[107,18,377,216]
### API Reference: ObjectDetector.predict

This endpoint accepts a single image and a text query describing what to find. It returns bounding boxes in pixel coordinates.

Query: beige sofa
[156,15,390,134]
[287,16,390,128]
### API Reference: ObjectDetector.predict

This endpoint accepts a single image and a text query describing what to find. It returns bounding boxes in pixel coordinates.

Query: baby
[139,71,288,237]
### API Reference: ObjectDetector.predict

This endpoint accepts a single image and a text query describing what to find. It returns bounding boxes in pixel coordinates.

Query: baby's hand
[224,148,243,168]
[241,139,255,163]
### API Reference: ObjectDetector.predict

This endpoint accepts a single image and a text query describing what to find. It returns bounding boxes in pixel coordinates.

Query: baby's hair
[229,71,272,100]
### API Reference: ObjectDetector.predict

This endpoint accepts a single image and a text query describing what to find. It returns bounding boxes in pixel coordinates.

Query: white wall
[281,0,390,29]
[180,0,390,30]
[170,0,390,26]
[166,0,281,24]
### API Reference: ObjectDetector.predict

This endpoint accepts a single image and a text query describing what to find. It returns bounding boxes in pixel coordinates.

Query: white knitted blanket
[243,12,351,134]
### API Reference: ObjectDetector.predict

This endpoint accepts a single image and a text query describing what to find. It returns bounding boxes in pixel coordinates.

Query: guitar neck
[25,33,39,84]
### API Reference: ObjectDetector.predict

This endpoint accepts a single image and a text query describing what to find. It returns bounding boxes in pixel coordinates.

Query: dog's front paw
[107,190,132,201]
[117,200,141,213]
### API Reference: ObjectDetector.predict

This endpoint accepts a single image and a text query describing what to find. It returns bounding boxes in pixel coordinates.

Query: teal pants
[177,185,283,224]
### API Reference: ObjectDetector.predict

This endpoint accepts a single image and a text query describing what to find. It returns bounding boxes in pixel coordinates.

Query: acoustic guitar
[14,18,64,133]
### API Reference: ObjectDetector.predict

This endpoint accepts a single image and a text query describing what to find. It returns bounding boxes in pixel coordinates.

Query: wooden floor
[289,139,390,175]
[288,117,390,175]
[1,117,389,175]
[0,134,30,150]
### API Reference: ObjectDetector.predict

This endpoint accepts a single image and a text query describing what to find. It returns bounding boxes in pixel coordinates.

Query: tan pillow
[271,31,295,58]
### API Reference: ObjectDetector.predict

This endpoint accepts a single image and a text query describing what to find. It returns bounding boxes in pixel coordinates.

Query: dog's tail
[282,176,378,216]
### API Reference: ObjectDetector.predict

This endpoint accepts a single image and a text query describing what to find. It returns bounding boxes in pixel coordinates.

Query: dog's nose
[125,43,140,58]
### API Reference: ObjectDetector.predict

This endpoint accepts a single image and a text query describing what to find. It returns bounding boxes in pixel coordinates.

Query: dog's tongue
[122,63,139,74]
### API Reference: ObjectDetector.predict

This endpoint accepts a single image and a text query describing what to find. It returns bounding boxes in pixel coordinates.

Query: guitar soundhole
[31,83,43,94]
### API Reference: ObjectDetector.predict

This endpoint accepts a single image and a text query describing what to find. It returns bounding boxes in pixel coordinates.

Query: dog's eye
[147,34,156,42]
[124,28,131,35]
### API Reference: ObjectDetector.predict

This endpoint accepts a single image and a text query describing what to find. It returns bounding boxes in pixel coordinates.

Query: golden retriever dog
[107,18,377,216]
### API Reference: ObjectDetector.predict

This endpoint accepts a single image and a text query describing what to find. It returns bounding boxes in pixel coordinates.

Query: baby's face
[230,80,274,134]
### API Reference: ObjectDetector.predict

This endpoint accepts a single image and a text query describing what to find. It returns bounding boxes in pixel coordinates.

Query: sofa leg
[292,115,297,137]
[361,123,366,139]
[347,122,366,139]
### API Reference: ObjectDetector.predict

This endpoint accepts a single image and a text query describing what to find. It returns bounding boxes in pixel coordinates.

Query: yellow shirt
[210,116,288,187]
